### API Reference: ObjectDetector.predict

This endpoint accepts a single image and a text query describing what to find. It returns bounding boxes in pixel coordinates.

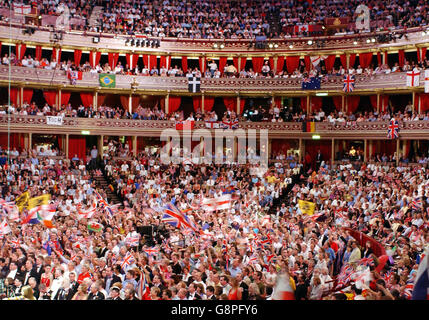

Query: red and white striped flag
[272,273,295,300]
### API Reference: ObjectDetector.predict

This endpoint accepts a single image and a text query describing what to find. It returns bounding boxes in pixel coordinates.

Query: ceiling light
[289,44,293,49]
[353,41,358,45]
[307,40,313,45]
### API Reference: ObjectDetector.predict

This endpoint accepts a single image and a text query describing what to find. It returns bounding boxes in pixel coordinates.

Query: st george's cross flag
[188,76,201,93]
[0,219,11,235]
[387,119,399,139]
[343,74,355,92]
[310,56,327,67]
[425,69,429,93]
[406,70,420,87]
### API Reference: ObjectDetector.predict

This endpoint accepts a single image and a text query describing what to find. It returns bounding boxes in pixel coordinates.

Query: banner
[298,200,316,216]
[46,116,64,126]
[13,3,32,15]
[99,73,116,88]
[15,191,29,212]
[28,194,50,211]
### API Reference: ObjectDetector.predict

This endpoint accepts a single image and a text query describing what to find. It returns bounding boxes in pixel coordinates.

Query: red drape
[415,93,429,112]
[22,88,33,104]
[332,96,342,111]
[269,57,274,71]
[310,97,323,112]
[159,55,171,69]
[421,48,427,62]
[16,43,26,60]
[182,56,188,72]
[252,57,264,73]
[52,47,61,63]
[305,140,332,167]
[233,57,247,71]
[120,95,129,110]
[97,94,106,106]
[304,56,311,72]
[68,135,86,160]
[143,55,149,68]
[277,56,285,73]
[418,48,427,62]
[150,55,157,70]
[349,53,356,68]
[286,56,300,74]
[198,57,206,72]
[43,90,57,106]
[223,97,236,112]
[346,96,360,113]
[341,53,356,68]
[359,52,373,68]
[193,96,215,112]
[119,95,141,111]
[80,92,93,107]
[108,52,119,69]
[300,97,308,110]
[74,49,82,66]
[168,96,181,113]
[369,95,389,112]
[126,53,140,70]
[60,91,71,106]
[324,55,336,71]
[274,97,282,108]
[90,51,101,68]
[9,88,18,105]
[204,96,215,112]
[398,49,405,67]
[35,45,42,61]
[0,133,24,151]
[219,57,228,74]
[192,96,202,112]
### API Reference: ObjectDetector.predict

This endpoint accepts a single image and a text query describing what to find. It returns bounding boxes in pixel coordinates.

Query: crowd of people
[0,141,427,300]
[2,0,429,39]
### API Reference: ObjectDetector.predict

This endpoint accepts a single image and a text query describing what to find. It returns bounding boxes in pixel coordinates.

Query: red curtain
[219,57,228,74]
[68,135,86,160]
[35,45,42,61]
[60,91,71,106]
[97,94,106,106]
[274,97,282,108]
[349,53,356,68]
[22,88,33,104]
[90,51,101,68]
[193,96,215,112]
[108,52,119,69]
[233,57,247,71]
[421,48,427,62]
[286,56,300,74]
[324,55,336,71]
[192,96,202,112]
[204,96,215,112]
[305,140,332,167]
[43,90,57,106]
[332,96,342,111]
[52,47,61,63]
[150,55,157,70]
[143,55,149,68]
[311,97,323,112]
[252,57,264,73]
[304,56,311,72]
[269,57,274,71]
[120,95,129,110]
[16,43,26,60]
[74,49,82,66]
[198,57,206,72]
[9,88,18,105]
[277,56,285,73]
[341,53,356,68]
[415,94,429,112]
[418,48,427,62]
[80,92,93,107]
[359,52,373,68]
[223,97,236,112]
[340,54,347,68]
[346,96,360,113]
[182,56,188,72]
[126,53,140,69]
[159,55,171,69]
[168,96,181,113]
[398,49,405,67]
[300,97,308,110]
[369,95,389,112]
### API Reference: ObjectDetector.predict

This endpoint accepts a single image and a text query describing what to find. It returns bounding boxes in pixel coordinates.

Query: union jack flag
[162,239,172,253]
[266,252,277,264]
[403,278,415,299]
[137,271,151,300]
[411,198,423,211]
[356,257,375,267]
[144,247,159,257]
[161,203,197,231]
[125,234,140,247]
[387,119,399,139]
[335,263,355,289]
[343,74,355,92]
[9,238,21,248]
[221,119,239,130]
[249,253,259,264]
[120,251,136,271]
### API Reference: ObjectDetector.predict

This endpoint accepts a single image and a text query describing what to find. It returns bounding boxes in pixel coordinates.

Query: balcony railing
[0,66,417,94]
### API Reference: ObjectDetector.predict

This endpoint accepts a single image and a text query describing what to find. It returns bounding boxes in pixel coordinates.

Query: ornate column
[65,134,69,159]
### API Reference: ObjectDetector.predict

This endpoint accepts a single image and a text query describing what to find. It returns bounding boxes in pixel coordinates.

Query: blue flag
[302,76,321,90]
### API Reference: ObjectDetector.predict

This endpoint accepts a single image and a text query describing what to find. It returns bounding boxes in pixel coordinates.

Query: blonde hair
[21,286,36,300]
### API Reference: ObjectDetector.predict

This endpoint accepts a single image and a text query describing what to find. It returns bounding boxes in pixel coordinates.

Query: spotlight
[38,15,42,20]
[289,44,294,49]
[422,31,426,36]
[220,43,225,49]
[322,26,326,30]
[213,43,218,48]
[274,43,278,48]
[366,39,371,43]
[371,38,376,43]
[268,43,273,49]
[307,40,313,45]
[92,36,100,43]
[353,41,358,45]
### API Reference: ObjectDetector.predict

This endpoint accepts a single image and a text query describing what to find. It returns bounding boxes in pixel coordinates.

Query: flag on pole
[298,200,316,216]
[310,56,327,67]
[137,271,151,300]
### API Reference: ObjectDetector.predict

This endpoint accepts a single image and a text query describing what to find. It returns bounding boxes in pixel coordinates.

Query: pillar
[98,135,104,158]
[376,93,380,113]
[132,136,137,156]
[202,94,205,113]
[236,95,240,115]
[19,87,24,108]
[65,134,69,159]
[165,94,169,114]
[412,91,415,112]
[58,89,61,110]
[93,91,98,110]
[273,56,278,74]
[306,95,310,114]
[396,139,400,166]
[402,139,407,160]
[237,55,241,72]
[28,132,32,151]
[298,138,303,162]
[364,139,367,162]
[346,52,350,70]
[331,138,335,166]
[268,138,272,160]
[128,94,132,113]
[368,140,373,160]
[341,95,345,113]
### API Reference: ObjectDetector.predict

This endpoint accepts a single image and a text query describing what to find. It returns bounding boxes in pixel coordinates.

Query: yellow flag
[28,194,50,210]
[15,191,30,212]
[298,200,315,216]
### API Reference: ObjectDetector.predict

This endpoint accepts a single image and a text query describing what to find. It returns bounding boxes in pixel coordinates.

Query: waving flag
[143,247,159,257]
[201,194,232,212]
[272,273,295,300]
[15,191,29,212]
[125,233,140,247]
[0,219,12,235]
[411,198,423,211]
[221,119,239,130]
[87,221,103,232]
[387,119,399,139]
[310,56,327,67]
[77,200,97,220]
[343,74,355,92]
[120,251,136,272]
[161,203,197,231]
[412,249,429,300]
[298,200,316,216]
[137,271,151,300]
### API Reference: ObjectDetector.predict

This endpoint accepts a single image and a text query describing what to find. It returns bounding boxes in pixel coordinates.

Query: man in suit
[23,260,38,286]
[206,286,217,300]
[104,266,121,294]
[28,277,39,299]
[34,256,45,284]
[6,262,21,280]
[106,286,122,300]
[68,272,79,298]
[187,283,201,300]
[87,282,105,300]
[315,149,323,170]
